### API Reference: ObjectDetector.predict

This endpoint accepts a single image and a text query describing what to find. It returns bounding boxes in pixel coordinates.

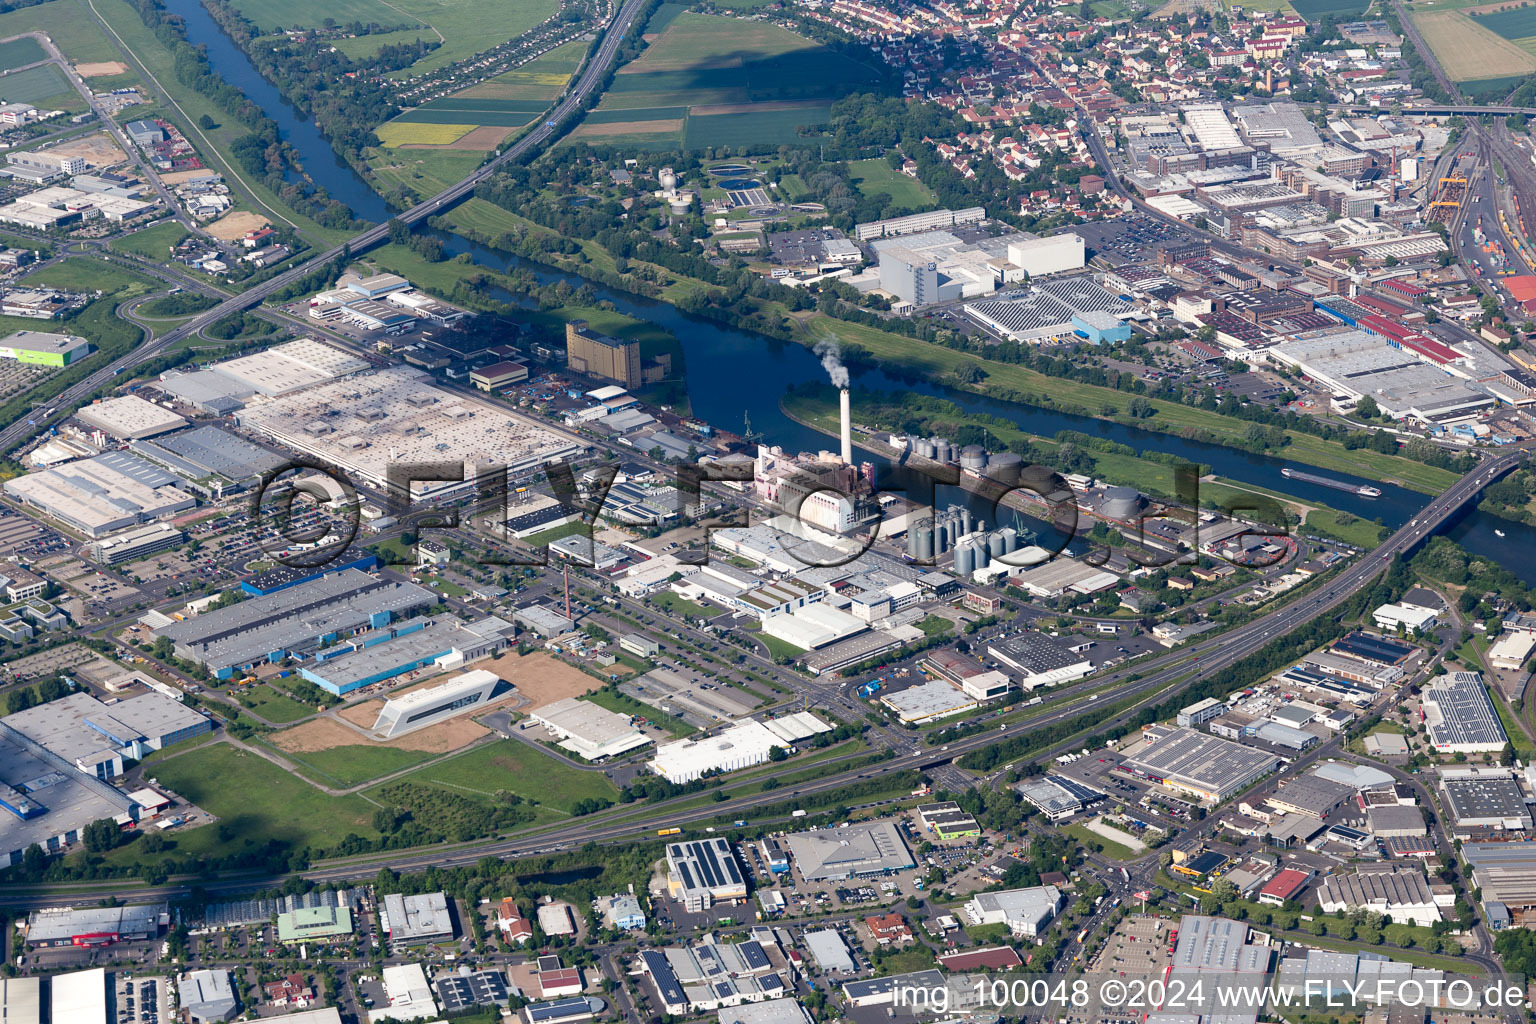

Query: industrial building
[74,395,187,440]
[0,719,138,869]
[1269,331,1491,425]
[1316,866,1449,926]
[1440,769,1534,832]
[1008,234,1086,276]
[151,568,438,680]
[180,970,236,1023]
[236,366,582,495]
[1422,673,1507,753]
[878,678,978,724]
[530,696,650,761]
[381,892,454,945]
[1178,697,1227,728]
[0,329,87,366]
[471,359,530,391]
[916,801,982,838]
[298,615,512,695]
[1017,776,1106,821]
[961,886,1064,938]
[1123,726,1282,802]
[649,714,830,783]
[782,821,914,881]
[665,838,747,911]
[5,451,195,538]
[759,603,867,649]
[854,207,985,241]
[275,904,354,943]
[1265,774,1352,819]
[130,426,286,497]
[373,962,439,1022]
[986,633,1093,689]
[371,669,504,738]
[24,903,167,946]
[565,320,640,389]
[5,690,211,778]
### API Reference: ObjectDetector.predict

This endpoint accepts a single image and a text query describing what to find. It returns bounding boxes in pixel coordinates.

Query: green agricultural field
[369,739,620,813]
[239,684,317,725]
[1463,73,1528,100]
[683,106,832,149]
[230,0,407,31]
[380,0,564,79]
[127,743,379,857]
[452,37,585,101]
[391,108,534,126]
[585,105,687,123]
[1467,4,1536,39]
[271,741,443,788]
[1289,0,1368,15]
[0,36,46,70]
[370,146,484,196]
[0,63,81,110]
[848,158,935,209]
[28,256,155,297]
[109,220,189,259]
[0,0,131,68]
[643,1,688,33]
[589,12,887,152]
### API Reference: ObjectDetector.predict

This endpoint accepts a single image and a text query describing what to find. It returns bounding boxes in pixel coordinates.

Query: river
[174,0,1534,579]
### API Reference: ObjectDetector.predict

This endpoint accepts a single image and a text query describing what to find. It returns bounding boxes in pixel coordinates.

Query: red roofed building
[865,913,915,946]
[1258,867,1313,906]
[264,974,313,1008]
[496,898,534,945]
[539,968,584,998]
[938,946,1025,971]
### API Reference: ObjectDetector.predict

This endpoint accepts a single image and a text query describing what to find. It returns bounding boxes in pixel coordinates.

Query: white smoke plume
[814,338,850,389]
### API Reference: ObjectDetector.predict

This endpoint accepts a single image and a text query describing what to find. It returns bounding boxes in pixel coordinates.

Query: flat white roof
[51,969,107,1024]
[76,395,188,439]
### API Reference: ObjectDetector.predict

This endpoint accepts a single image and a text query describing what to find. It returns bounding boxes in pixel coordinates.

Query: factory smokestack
[839,388,852,465]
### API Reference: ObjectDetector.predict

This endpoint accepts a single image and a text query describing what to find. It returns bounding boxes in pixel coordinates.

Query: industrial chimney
[839,388,852,465]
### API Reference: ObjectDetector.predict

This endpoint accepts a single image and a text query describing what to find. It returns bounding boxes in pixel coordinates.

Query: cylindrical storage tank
[960,445,986,472]
[987,532,1005,559]
[660,168,678,190]
[907,519,930,558]
[954,541,977,576]
[960,509,973,536]
[986,452,1023,486]
[916,526,934,561]
[669,198,691,215]
[938,522,954,553]
[999,526,1019,553]
[917,440,935,459]
[1101,485,1145,521]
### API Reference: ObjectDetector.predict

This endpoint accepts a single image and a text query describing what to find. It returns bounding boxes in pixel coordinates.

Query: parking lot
[1071,215,1197,265]
[767,228,855,268]
[113,973,170,1024]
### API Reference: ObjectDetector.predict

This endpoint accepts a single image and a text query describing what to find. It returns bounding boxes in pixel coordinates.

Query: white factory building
[370,669,503,739]
[649,714,831,783]
[530,696,651,761]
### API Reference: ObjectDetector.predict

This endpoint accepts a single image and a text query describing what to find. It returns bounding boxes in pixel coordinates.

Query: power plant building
[565,320,640,389]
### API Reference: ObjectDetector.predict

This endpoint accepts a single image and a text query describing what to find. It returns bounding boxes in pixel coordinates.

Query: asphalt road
[0,452,1516,907]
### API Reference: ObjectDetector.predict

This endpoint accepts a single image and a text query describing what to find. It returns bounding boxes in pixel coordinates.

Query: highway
[0,0,651,455]
[0,451,1517,907]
